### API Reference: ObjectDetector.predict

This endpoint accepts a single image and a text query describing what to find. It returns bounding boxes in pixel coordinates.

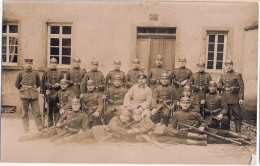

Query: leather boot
[228,131,251,141]
[234,120,242,133]
[186,139,207,146]
[187,132,207,141]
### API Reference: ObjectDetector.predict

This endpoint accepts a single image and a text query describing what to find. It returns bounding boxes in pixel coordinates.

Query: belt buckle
[225,87,230,91]
[199,87,203,90]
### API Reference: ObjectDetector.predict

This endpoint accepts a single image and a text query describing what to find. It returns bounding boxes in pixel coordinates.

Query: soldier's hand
[151,108,157,115]
[239,99,244,105]
[176,101,180,106]
[93,111,100,117]
[78,129,83,134]
[80,93,84,99]
[131,128,140,133]
[102,95,107,100]
[217,113,223,120]
[180,80,187,86]
[198,127,205,133]
[56,123,61,127]
[59,109,65,115]
[200,99,205,105]
[46,90,51,95]
[54,83,60,88]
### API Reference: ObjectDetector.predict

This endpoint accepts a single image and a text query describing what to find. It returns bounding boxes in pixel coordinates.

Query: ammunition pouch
[204,108,222,116]
[192,85,205,92]
[224,86,239,93]
[108,99,123,106]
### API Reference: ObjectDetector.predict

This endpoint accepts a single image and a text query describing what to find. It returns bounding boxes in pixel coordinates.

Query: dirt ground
[1,118,257,164]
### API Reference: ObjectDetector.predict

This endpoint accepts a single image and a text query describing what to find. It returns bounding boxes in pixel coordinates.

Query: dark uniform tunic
[170,67,193,97]
[218,70,244,132]
[41,68,63,127]
[67,67,86,98]
[50,89,75,112]
[151,85,177,126]
[104,86,127,124]
[81,70,105,93]
[148,67,166,90]
[105,69,127,88]
[15,69,43,132]
[126,68,142,88]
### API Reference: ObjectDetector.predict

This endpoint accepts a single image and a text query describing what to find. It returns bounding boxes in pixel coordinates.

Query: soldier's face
[50,63,57,69]
[160,78,169,85]
[155,59,163,67]
[180,101,191,110]
[25,62,33,70]
[225,64,233,72]
[183,91,191,97]
[113,79,121,87]
[198,66,205,72]
[132,63,140,69]
[91,63,98,70]
[72,103,81,111]
[74,62,81,68]
[209,85,217,93]
[138,77,146,85]
[132,114,142,122]
[87,84,95,92]
[114,63,121,70]
[179,61,186,67]
[60,83,68,90]
[119,114,130,123]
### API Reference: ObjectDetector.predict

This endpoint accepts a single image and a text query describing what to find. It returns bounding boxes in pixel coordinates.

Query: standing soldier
[218,59,244,133]
[82,79,104,128]
[126,59,142,89]
[81,59,105,94]
[204,80,229,130]
[40,58,63,127]
[15,58,43,133]
[170,57,193,97]
[188,60,212,116]
[104,74,127,124]
[151,72,177,126]
[67,56,86,98]
[148,54,166,91]
[105,59,127,88]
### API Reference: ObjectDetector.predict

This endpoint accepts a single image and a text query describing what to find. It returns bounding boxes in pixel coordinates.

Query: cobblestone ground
[1,112,257,164]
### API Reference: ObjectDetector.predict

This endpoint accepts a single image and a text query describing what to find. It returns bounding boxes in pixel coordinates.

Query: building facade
[2,1,258,115]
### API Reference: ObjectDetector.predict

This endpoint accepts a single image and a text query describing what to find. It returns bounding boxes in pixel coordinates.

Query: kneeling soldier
[204,80,229,130]
[18,97,88,142]
[104,74,127,124]
[151,73,177,126]
[82,79,103,128]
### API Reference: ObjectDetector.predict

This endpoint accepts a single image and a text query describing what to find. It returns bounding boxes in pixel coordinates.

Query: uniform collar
[25,68,32,72]
[114,69,120,72]
[138,84,146,89]
[180,66,186,69]
[74,66,80,69]
[133,68,139,71]
[91,69,98,72]
[156,65,162,68]
[199,71,205,74]
[209,91,217,95]
[227,69,234,73]
[51,68,57,71]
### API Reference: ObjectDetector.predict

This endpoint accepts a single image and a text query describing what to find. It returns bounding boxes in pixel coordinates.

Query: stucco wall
[2,1,258,113]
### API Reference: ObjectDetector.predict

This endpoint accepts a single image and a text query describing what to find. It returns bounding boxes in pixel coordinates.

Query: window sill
[2,65,23,70]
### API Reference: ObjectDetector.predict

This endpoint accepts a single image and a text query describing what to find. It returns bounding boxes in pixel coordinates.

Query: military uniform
[148,67,166,90]
[67,67,86,98]
[126,59,142,89]
[106,70,127,88]
[15,59,43,133]
[81,70,105,93]
[218,60,244,133]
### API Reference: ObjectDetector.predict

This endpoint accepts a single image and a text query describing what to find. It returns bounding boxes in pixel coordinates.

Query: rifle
[101,98,107,125]
[42,92,46,128]
[177,122,242,145]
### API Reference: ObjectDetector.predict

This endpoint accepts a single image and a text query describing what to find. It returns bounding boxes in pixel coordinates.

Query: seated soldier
[18,98,89,142]
[204,80,230,130]
[151,72,177,126]
[47,79,75,120]
[152,97,250,146]
[123,72,152,117]
[104,74,127,124]
[55,109,133,145]
[82,79,103,128]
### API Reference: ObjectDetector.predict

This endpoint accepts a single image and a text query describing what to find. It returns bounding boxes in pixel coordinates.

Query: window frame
[2,22,19,66]
[205,31,228,72]
[47,23,72,68]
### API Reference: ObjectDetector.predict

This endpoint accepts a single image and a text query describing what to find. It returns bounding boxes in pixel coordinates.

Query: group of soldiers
[16,54,250,146]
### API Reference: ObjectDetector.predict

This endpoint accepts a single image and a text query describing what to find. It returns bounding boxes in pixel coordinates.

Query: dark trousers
[48,99,59,127]
[151,106,170,126]
[21,98,43,132]
[228,104,242,133]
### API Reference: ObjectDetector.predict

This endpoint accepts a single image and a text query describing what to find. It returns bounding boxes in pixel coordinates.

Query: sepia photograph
[1,0,259,165]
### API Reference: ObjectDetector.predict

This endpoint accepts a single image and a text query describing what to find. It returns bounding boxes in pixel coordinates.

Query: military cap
[132,59,140,64]
[87,79,95,85]
[91,59,99,65]
[73,56,81,63]
[24,58,33,63]
[71,97,80,104]
[208,80,217,87]
[137,72,147,79]
[161,72,169,79]
[121,110,131,118]
[60,79,68,84]
[50,57,58,63]
[114,59,121,65]
[197,60,205,67]
[183,85,191,92]
[156,54,163,60]
[180,97,191,102]
[178,57,186,62]
[114,74,122,80]
[225,59,233,65]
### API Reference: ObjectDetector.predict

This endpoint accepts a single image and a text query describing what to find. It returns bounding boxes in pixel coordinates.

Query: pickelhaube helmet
[87,79,95,85]
[208,80,217,87]
[137,72,147,79]
[71,97,80,104]
[24,58,33,63]
[114,74,122,80]
[60,79,68,84]
[132,59,140,64]
[178,57,186,62]
[73,56,81,63]
[183,85,191,92]
[225,59,233,65]
[180,97,191,102]
[114,59,121,65]
[50,57,58,63]
[91,58,99,65]
[156,54,163,60]
[197,60,205,67]
[161,72,169,79]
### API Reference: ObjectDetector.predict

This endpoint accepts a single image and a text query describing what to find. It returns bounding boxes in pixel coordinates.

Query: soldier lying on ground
[18,98,89,142]
[152,97,251,146]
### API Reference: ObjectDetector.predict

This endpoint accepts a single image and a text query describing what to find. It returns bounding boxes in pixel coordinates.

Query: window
[2,23,18,65]
[206,31,227,71]
[47,23,72,66]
